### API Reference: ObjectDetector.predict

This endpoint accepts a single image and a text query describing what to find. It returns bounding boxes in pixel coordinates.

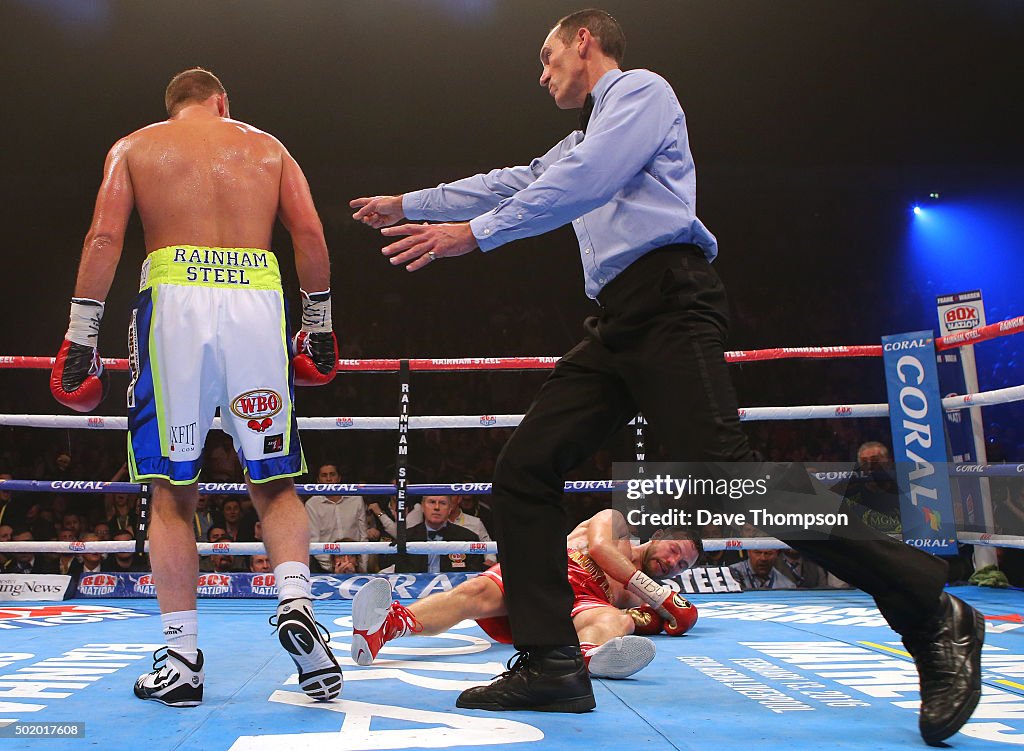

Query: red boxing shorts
[475,549,613,644]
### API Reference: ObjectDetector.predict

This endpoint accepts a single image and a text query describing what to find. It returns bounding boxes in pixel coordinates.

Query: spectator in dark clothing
[0,524,12,570]
[221,498,255,542]
[106,493,138,534]
[93,522,112,541]
[56,529,79,575]
[67,533,104,578]
[101,530,148,573]
[774,549,829,588]
[395,496,484,573]
[0,472,32,532]
[4,530,59,574]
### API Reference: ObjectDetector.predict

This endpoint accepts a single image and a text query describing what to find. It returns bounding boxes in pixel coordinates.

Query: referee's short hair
[555,9,626,64]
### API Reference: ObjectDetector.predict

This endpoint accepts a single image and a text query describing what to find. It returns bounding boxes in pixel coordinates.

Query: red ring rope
[1,314,1020,373]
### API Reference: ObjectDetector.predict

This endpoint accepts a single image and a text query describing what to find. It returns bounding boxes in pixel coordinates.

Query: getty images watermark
[612,462,887,541]
[622,470,849,532]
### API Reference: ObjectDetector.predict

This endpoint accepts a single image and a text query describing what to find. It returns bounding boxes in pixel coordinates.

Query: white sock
[161,609,198,662]
[275,561,312,602]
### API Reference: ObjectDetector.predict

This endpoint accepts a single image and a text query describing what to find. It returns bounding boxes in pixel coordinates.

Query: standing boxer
[52,68,342,706]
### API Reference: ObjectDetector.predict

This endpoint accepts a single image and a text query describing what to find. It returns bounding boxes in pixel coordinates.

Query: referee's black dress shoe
[902,593,985,745]
[456,646,596,713]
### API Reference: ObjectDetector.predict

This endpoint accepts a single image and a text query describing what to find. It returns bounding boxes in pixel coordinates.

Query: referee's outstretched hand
[380,222,478,272]
[350,195,405,228]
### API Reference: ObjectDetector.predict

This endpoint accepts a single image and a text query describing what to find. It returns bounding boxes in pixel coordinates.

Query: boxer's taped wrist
[300,288,332,333]
[626,569,672,608]
[66,298,105,347]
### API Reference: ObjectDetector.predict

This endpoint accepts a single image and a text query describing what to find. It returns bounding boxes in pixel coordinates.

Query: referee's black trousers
[490,245,948,648]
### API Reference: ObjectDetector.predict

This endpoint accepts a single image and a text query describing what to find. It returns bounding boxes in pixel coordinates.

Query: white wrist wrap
[626,569,672,608]
[66,298,105,347]
[300,288,332,333]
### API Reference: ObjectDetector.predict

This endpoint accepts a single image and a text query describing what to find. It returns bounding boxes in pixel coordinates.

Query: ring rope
[4,383,1023,431]
[0,461,1016,497]
[0,480,605,495]
[0,540,497,556]
[0,536,795,557]
[2,312,1020,373]
[957,532,1024,551]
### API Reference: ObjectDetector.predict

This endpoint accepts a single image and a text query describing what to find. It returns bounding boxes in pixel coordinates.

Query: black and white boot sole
[276,599,344,701]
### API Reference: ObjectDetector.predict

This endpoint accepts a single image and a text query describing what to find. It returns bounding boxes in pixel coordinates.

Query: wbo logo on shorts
[231,389,282,420]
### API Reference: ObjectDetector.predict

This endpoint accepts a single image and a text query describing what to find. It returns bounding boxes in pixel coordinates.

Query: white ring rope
[2,383,1022,430]
[957,532,1024,551]
[0,537,793,556]
[0,540,497,556]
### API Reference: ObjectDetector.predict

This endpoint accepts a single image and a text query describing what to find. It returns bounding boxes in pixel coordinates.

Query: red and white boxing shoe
[351,578,422,666]
[581,637,657,679]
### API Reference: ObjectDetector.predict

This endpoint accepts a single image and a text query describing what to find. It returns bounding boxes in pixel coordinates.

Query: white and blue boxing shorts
[127,245,306,485]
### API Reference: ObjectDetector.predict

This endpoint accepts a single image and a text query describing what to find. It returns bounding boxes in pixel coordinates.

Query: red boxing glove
[659,592,699,636]
[626,569,698,636]
[292,330,338,386]
[626,604,664,636]
[51,299,108,412]
[292,289,338,386]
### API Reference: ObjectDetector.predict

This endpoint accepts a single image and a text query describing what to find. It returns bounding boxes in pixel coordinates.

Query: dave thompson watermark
[612,462,875,541]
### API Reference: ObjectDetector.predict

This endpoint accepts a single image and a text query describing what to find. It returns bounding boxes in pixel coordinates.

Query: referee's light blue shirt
[402,68,718,300]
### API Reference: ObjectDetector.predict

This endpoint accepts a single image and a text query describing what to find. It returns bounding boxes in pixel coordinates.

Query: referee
[350,10,982,742]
